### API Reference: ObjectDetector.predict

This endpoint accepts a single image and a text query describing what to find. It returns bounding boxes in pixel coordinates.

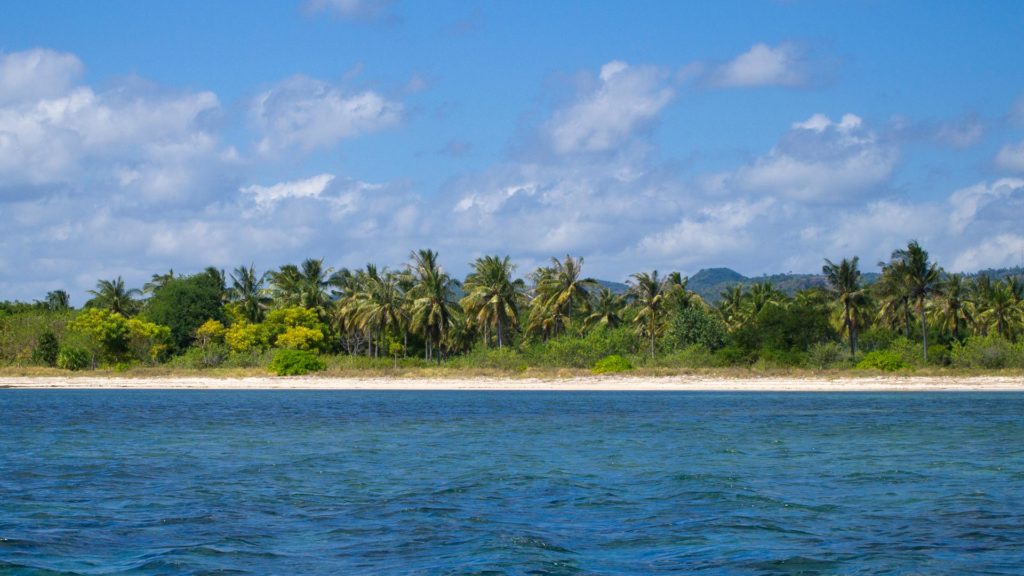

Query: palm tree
[823,256,866,356]
[408,249,460,360]
[531,255,597,338]
[270,258,334,313]
[629,270,671,357]
[976,279,1024,340]
[203,267,229,303]
[229,264,271,323]
[40,290,71,311]
[717,285,746,330]
[341,266,408,357]
[585,287,625,330]
[931,273,972,343]
[461,255,526,348]
[143,269,175,295]
[87,277,141,316]
[888,240,943,360]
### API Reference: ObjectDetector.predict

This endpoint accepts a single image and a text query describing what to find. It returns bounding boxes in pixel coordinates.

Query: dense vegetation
[2,241,1023,375]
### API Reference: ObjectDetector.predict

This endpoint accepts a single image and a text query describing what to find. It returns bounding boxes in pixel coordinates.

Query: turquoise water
[1,391,1023,574]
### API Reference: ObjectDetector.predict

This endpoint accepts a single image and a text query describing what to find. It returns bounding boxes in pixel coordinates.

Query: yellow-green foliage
[592,354,634,374]
[263,306,325,348]
[275,325,325,350]
[225,322,264,353]
[195,319,226,347]
[69,308,171,365]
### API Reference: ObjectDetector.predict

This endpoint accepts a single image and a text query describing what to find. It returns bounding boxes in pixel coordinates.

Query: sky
[2,0,1024,303]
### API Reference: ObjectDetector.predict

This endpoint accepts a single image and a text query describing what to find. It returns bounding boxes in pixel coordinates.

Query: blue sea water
[1,391,1023,575]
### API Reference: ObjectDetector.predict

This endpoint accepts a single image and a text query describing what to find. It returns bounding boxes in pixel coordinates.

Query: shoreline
[2,375,1022,391]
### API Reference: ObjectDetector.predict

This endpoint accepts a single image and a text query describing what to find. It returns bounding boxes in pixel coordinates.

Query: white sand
[1,374,1022,391]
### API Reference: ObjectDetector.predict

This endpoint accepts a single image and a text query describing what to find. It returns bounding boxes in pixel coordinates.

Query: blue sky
[2,1,1024,302]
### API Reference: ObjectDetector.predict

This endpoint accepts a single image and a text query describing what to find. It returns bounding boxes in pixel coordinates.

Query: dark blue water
[2,391,1023,575]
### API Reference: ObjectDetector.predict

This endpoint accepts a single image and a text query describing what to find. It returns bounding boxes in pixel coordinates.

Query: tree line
[2,240,1023,372]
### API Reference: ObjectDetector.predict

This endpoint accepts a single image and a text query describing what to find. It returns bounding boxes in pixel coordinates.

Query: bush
[856,350,908,372]
[170,343,230,369]
[525,327,640,368]
[269,349,326,376]
[807,341,849,370]
[56,346,91,371]
[450,345,528,371]
[33,331,60,367]
[592,354,634,374]
[950,335,1024,369]
[663,306,727,352]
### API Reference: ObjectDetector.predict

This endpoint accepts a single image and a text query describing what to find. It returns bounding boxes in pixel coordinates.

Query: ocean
[2,390,1023,574]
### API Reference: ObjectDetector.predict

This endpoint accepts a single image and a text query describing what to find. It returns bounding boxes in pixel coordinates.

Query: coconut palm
[143,269,175,295]
[341,266,408,357]
[887,240,943,360]
[461,255,526,348]
[229,264,271,323]
[716,285,746,330]
[531,255,597,338]
[629,270,671,357]
[40,290,71,311]
[931,273,973,342]
[87,277,141,316]
[976,279,1024,340]
[408,249,460,360]
[823,256,867,356]
[271,258,334,313]
[585,287,625,330]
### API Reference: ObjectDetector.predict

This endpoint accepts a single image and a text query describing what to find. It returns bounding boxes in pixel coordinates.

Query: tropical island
[1,240,1022,382]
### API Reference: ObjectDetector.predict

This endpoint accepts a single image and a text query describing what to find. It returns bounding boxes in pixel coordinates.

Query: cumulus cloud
[0,48,83,104]
[710,42,807,88]
[951,234,1024,272]
[251,75,402,154]
[544,61,673,155]
[995,140,1024,172]
[730,113,897,202]
[0,50,224,201]
[241,173,337,211]
[948,178,1024,234]
[637,199,775,262]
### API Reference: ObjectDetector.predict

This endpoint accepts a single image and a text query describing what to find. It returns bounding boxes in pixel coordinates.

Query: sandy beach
[1,374,1022,391]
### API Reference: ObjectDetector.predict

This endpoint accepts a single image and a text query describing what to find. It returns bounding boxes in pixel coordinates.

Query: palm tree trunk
[919,301,928,362]
[845,302,854,357]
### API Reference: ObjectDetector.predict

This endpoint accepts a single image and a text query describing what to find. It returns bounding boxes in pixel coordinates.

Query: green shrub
[525,327,640,368]
[269,349,326,376]
[807,341,849,370]
[592,354,634,374]
[33,331,60,367]
[170,343,230,369]
[56,346,91,371]
[663,306,727,352]
[856,350,908,372]
[450,345,528,371]
[950,335,1024,369]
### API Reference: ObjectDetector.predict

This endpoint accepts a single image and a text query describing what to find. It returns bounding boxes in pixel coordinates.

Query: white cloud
[951,234,1024,272]
[637,199,775,262]
[995,140,1024,172]
[252,75,402,154]
[948,178,1024,234]
[732,113,896,202]
[545,61,673,154]
[0,49,222,195]
[710,43,806,88]
[241,173,336,210]
[0,48,83,104]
